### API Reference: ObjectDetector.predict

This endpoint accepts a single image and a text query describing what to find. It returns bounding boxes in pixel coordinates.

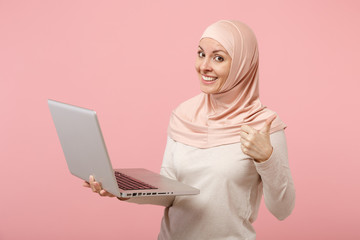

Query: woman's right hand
[83,175,129,200]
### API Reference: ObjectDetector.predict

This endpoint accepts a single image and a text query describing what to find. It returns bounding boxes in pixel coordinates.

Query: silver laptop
[48,99,199,198]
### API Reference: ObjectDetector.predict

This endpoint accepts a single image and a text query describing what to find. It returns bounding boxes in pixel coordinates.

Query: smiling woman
[85,20,295,240]
[196,38,232,94]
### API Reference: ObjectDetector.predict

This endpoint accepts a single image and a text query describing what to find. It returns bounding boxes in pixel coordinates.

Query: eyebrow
[198,46,227,54]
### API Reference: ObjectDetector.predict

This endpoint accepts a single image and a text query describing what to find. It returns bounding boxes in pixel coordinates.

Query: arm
[254,130,296,220]
[83,137,177,207]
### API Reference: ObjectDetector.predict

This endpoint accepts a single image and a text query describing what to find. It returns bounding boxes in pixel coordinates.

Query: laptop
[48,99,200,198]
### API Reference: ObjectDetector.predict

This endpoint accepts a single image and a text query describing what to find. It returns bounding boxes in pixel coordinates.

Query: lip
[201,74,217,84]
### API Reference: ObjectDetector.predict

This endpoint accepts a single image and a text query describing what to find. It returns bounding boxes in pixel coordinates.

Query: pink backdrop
[1,0,359,239]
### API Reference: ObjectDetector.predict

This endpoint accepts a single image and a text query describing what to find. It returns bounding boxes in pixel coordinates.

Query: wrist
[255,147,273,163]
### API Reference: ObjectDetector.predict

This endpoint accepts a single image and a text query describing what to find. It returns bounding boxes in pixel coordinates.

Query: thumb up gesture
[239,115,276,163]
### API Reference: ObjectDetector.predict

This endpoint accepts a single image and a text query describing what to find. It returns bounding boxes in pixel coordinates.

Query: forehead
[199,38,228,52]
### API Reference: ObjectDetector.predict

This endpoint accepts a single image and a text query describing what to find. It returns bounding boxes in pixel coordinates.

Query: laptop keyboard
[114,171,158,190]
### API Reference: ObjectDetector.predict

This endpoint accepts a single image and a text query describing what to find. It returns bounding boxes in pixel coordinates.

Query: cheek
[216,67,228,80]
[221,63,231,80]
[194,60,201,73]
[226,62,232,77]
[215,65,230,90]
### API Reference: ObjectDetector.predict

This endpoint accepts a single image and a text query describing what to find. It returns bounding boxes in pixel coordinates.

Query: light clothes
[127,130,295,240]
[168,20,287,149]
[127,20,295,239]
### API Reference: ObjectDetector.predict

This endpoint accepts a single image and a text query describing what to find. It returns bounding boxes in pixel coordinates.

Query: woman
[84,20,295,239]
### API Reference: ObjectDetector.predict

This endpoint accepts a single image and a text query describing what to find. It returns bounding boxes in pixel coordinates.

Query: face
[195,38,232,94]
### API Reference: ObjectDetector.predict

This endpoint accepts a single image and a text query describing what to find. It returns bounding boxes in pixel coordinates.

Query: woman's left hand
[239,115,276,163]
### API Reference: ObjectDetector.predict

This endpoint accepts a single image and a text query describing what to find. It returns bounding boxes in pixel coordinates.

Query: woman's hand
[239,115,276,163]
[83,175,129,200]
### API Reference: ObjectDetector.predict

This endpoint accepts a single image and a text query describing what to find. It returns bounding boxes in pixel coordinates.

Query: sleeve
[254,130,296,220]
[123,136,176,207]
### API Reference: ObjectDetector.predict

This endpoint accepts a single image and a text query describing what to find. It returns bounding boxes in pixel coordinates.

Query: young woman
[84,20,295,239]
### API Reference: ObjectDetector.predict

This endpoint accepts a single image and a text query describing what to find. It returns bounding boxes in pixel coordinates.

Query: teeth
[202,75,217,81]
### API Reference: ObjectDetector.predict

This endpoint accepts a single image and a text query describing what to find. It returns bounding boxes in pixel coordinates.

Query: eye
[197,51,205,58]
[214,56,224,62]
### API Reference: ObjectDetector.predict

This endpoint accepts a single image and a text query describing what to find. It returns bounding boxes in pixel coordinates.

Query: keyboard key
[114,171,158,190]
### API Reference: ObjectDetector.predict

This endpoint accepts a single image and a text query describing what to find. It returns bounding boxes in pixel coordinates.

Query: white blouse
[127,130,295,240]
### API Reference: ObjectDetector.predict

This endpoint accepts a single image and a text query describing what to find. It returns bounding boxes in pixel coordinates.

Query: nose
[200,57,212,72]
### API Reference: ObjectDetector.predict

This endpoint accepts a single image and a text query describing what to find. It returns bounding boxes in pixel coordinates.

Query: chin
[199,80,222,94]
[200,86,218,94]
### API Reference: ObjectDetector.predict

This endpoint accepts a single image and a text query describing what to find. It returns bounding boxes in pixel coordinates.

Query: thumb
[260,115,276,134]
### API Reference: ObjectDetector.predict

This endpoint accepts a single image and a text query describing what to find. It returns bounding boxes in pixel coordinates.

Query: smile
[202,75,217,81]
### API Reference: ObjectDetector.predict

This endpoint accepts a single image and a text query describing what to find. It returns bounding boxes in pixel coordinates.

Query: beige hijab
[168,20,286,148]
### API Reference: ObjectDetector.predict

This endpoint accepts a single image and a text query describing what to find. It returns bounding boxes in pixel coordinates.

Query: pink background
[1,0,359,239]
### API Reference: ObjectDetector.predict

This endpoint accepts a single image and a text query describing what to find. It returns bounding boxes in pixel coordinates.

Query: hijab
[168,20,286,148]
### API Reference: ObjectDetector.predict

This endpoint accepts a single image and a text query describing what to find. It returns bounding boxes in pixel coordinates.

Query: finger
[260,115,276,134]
[89,175,97,192]
[241,144,256,160]
[240,129,256,144]
[83,181,90,188]
[239,131,249,140]
[93,182,102,192]
[99,190,115,197]
[240,125,255,134]
[99,189,107,196]
[118,197,130,201]
[241,144,249,155]
[89,175,95,186]
[240,135,250,146]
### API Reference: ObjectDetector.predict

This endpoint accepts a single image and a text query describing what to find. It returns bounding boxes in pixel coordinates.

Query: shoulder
[270,129,286,142]
[270,129,285,137]
[269,130,288,154]
[172,94,203,115]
